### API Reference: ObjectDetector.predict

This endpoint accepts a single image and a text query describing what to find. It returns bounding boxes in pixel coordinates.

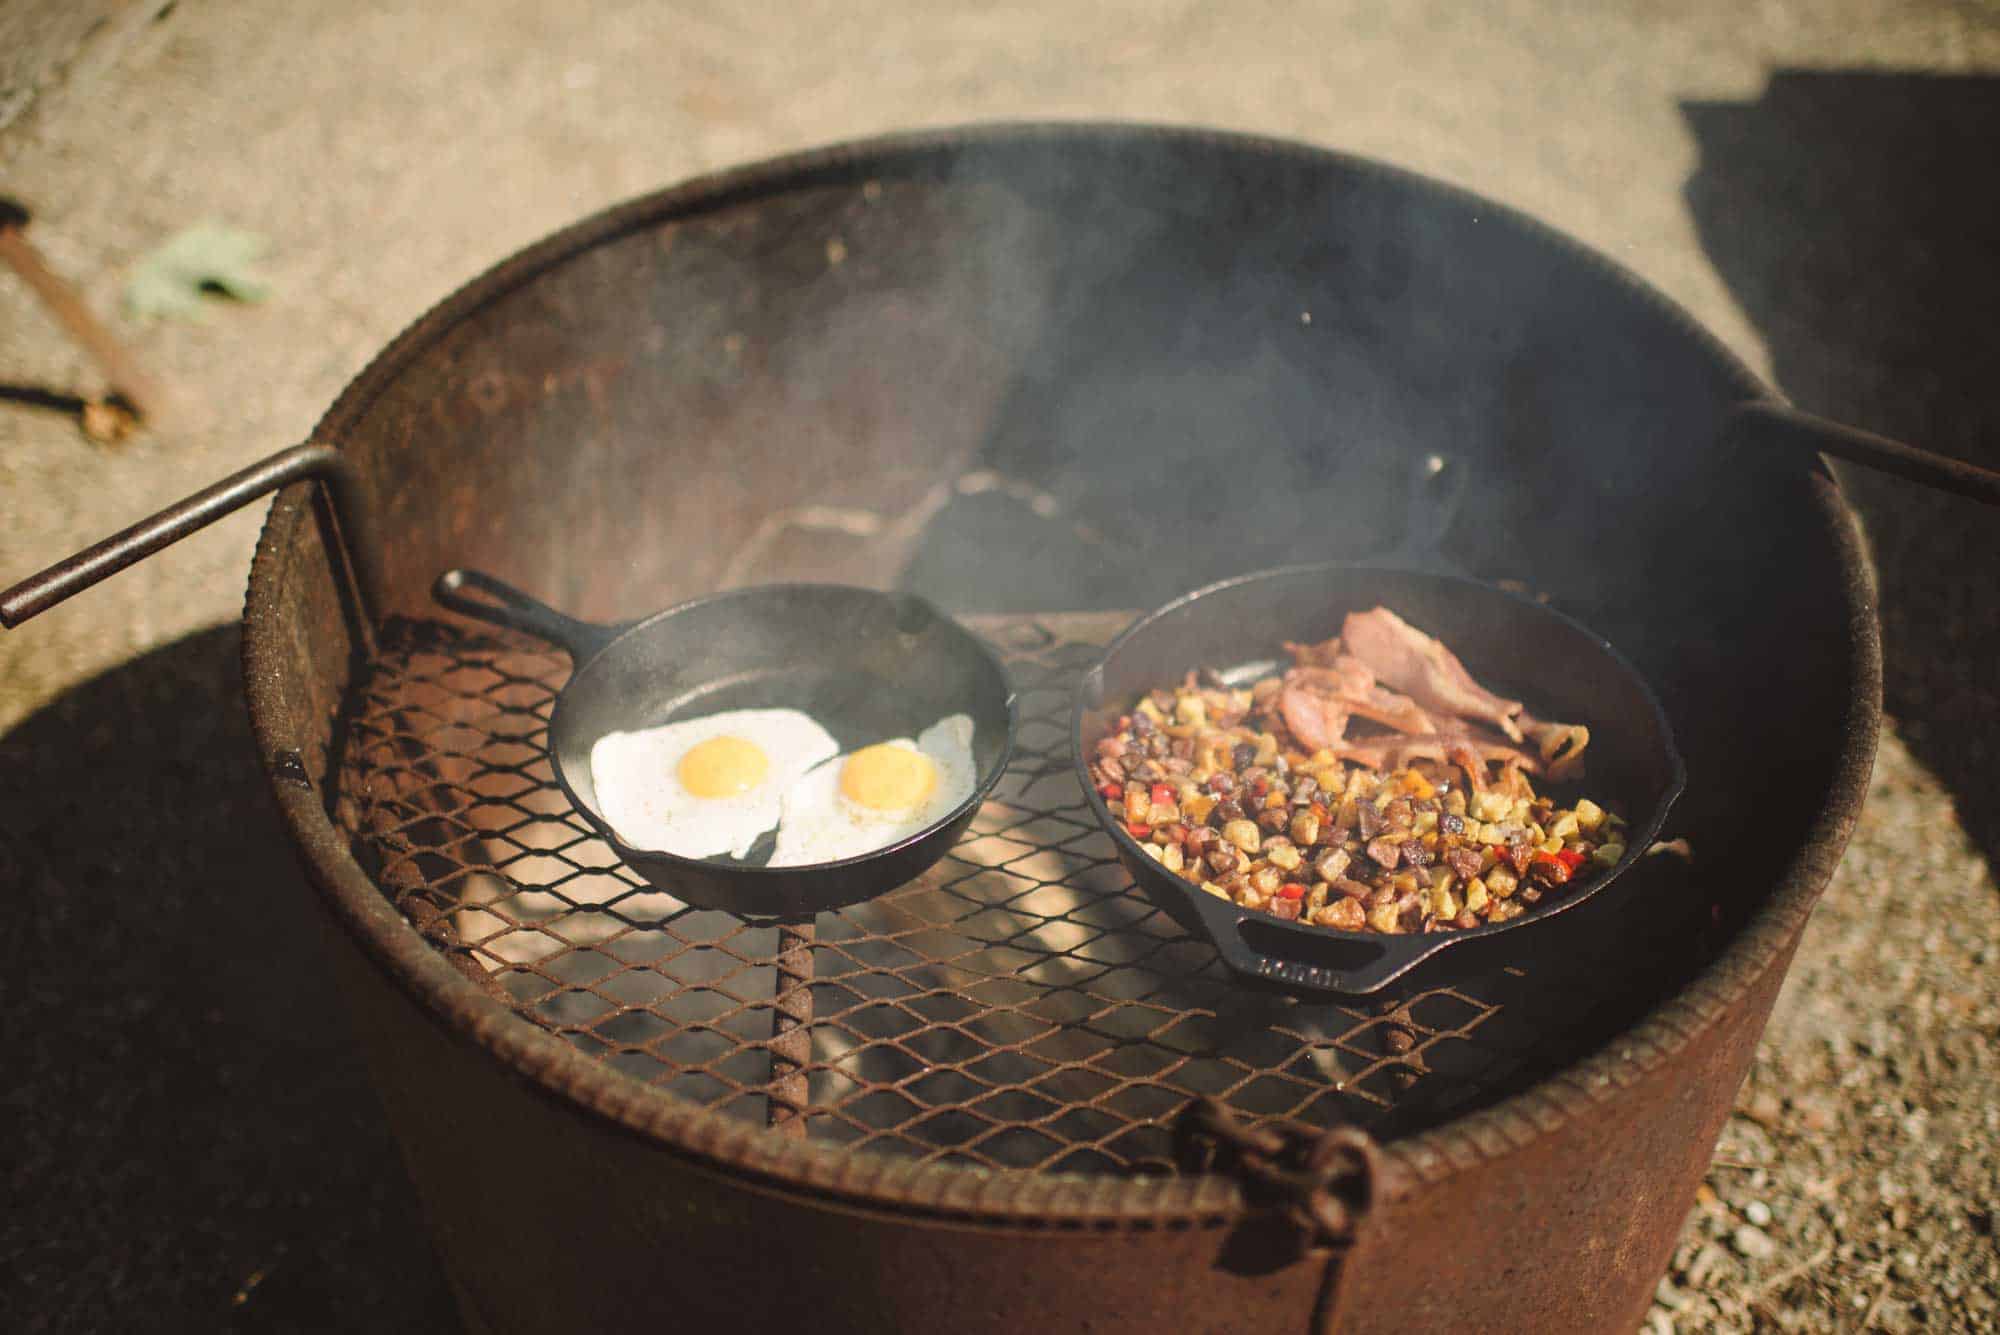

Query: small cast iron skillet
[434,569,1016,918]
[1072,563,1684,995]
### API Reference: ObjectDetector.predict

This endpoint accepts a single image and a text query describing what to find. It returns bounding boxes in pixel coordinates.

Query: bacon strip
[1341,607,1526,742]
[1518,713,1590,781]
[1279,678,1350,752]
[1278,611,1592,789]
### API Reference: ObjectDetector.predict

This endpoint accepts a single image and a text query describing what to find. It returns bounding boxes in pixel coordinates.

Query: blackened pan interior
[551,585,1014,913]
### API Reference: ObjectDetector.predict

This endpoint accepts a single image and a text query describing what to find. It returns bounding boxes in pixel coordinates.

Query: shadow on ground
[0,625,457,1334]
[1684,70,2000,867]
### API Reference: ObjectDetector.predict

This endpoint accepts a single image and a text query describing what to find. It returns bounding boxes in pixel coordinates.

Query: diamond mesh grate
[329,612,1662,1175]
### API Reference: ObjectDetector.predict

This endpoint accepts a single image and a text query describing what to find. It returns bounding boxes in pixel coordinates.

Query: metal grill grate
[330,612,1658,1174]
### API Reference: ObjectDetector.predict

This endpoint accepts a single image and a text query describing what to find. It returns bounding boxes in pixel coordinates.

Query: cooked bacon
[1341,607,1526,742]
[1279,677,1350,752]
[1518,712,1590,780]
[1279,658,1433,750]
[1283,636,1347,668]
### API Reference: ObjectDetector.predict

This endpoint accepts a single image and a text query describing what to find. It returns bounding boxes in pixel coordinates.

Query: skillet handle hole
[1237,918,1390,973]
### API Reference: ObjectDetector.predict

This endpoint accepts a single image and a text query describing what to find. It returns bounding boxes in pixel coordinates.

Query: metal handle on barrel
[1732,401,2000,507]
[0,442,384,630]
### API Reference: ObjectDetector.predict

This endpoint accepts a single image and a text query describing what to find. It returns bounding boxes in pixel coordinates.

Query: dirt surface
[2,2,1997,1331]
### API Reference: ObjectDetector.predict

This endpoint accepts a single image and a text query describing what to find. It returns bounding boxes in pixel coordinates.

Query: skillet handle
[432,568,623,662]
[1182,884,1445,995]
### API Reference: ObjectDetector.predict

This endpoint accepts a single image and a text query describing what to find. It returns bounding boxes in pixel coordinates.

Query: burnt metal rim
[1068,561,1689,993]
[243,120,1883,1227]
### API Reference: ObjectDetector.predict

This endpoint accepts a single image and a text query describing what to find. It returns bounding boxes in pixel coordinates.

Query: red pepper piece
[1098,781,1124,801]
[1150,783,1175,807]
[1529,852,1574,885]
[1554,848,1586,871]
[1126,821,1153,840]
[1277,882,1307,900]
[1309,801,1328,824]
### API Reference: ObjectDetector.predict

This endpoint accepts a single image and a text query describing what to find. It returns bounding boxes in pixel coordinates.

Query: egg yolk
[677,735,770,798]
[839,743,938,813]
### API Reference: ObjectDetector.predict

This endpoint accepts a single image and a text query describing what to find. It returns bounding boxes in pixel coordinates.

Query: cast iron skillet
[1072,471,1684,996]
[433,569,1016,918]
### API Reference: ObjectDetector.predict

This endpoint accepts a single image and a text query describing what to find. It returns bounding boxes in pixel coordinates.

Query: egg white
[768,714,978,866]
[588,708,839,860]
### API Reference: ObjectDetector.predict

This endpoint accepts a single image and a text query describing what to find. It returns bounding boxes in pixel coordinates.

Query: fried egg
[769,714,978,866]
[588,708,839,859]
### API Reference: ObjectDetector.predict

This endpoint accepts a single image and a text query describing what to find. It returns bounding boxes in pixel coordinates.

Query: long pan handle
[1733,401,2000,507]
[0,442,382,629]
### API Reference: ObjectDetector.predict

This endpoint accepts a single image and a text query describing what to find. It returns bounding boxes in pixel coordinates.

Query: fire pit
[15,125,1886,1331]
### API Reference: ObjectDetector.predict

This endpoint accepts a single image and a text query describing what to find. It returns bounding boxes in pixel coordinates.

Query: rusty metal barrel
[234,125,1876,1333]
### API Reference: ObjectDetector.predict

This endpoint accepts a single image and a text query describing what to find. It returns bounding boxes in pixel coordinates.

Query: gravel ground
[2,3,1996,1330]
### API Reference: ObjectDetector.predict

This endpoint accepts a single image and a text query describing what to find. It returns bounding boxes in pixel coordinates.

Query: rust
[767,921,816,1136]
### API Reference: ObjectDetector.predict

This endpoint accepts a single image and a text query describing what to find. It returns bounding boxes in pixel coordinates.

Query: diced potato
[1487,866,1519,899]
[1548,810,1580,841]
[1476,822,1509,847]
[1368,901,1404,934]
[1175,695,1208,727]
[1161,843,1185,873]
[1473,791,1513,823]
[1222,820,1263,854]
[1509,797,1533,824]
[1593,841,1627,867]
[1464,878,1490,913]
[1490,900,1524,922]
[1143,843,1167,863]
[1573,799,1605,832]
[1201,880,1230,899]
[1414,809,1439,836]
[1267,842,1303,872]
[1136,697,1166,724]
[1316,899,1366,930]
[1444,789,1469,817]
[1431,882,1460,921]
[1432,871,1464,923]
[1182,793,1217,824]
[1539,835,1565,855]
[1148,801,1179,825]
[1250,865,1283,895]
[1254,732,1279,764]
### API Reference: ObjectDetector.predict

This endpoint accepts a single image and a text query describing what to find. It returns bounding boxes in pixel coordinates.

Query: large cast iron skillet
[1074,563,1684,994]
[432,568,1015,917]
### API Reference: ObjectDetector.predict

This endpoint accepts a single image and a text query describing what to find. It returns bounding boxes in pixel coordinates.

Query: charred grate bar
[329,611,1653,1174]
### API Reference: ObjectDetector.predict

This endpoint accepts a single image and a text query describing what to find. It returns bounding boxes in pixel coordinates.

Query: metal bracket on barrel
[1174,1097,1383,1333]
